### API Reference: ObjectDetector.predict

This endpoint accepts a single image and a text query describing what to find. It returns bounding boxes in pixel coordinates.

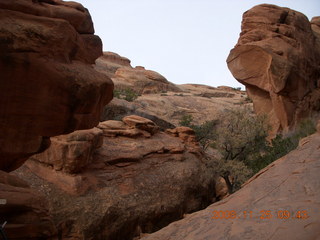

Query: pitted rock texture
[141,130,320,240]
[0,0,113,171]
[16,116,217,240]
[95,51,181,94]
[0,170,57,239]
[227,4,320,135]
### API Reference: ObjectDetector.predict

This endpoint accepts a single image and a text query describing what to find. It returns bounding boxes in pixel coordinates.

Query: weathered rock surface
[227,4,320,135]
[0,170,57,239]
[0,1,113,239]
[101,98,176,131]
[141,125,320,240]
[95,51,132,78]
[95,51,181,94]
[0,0,114,171]
[103,84,249,127]
[31,128,103,174]
[14,116,218,240]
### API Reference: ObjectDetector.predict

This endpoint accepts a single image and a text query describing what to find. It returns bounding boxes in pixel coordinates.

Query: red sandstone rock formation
[227,4,320,135]
[0,0,113,239]
[0,0,114,172]
[16,116,217,239]
[95,52,181,94]
[141,120,320,240]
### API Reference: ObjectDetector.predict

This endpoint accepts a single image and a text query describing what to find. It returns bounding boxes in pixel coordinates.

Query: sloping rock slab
[142,131,320,240]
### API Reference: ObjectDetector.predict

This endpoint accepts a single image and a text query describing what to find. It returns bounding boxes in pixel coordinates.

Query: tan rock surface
[0,0,113,171]
[103,84,249,127]
[14,116,218,239]
[142,131,320,240]
[227,4,320,135]
[95,51,132,78]
[95,52,181,94]
[30,128,103,174]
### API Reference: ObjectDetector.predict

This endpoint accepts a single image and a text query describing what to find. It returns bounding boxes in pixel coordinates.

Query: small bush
[248,118,317,173]
[179,114,218,149]
[114,88,138,102]
[179,114,193,127]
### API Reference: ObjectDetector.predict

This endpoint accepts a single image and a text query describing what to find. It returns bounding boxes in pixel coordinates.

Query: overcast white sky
[75,0,319,89]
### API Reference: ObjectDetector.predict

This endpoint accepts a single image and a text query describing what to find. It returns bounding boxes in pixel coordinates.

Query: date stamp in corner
[211,210,310,220]
[0,199,7,205]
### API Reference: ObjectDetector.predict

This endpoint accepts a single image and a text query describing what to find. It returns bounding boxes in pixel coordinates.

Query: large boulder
[227,4,320,135]
[0,0,114,172]
[141,122,320,240]
[15,116,218,240]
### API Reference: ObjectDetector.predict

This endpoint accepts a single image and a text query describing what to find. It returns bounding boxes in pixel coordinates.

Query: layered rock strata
[16,116,217,240]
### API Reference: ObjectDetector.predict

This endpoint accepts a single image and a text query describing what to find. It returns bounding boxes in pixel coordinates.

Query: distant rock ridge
[95,51,182,94]
[227,4,320,135]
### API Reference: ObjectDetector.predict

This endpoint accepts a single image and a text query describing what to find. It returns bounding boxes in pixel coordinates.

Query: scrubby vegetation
[248,118,317,173]
[180,109,317,194]
[114,88,138,102]
[179,114,217,149]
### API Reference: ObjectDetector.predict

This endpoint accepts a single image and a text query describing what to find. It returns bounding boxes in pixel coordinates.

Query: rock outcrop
[14,116,217,240]
[227,4,320,135]
[141,121,320,240]
[95,51,181,94]
[0,0,114,172]
[0,1,113,239]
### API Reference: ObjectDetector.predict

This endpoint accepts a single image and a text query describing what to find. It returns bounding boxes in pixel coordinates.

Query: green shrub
[179,114,193,127]
[215,107,269,162]
[113,88,138,102]
[212,107,269,193]
[248,118,317,173]
[179,114,218,149]
[180,111,317,194]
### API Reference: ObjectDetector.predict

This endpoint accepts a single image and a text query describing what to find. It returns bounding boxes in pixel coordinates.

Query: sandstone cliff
[141,121,320,240]
[227,4,320,135]
[0,0,113,239]
[14,116,218,240]
[0,0,114,172]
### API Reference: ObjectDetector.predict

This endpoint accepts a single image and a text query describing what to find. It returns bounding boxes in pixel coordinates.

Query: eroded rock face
[95,51,181,94]
[0,0,114,171]
[227,4,320,135]
[15,116,217,240]
[141,128,320,240]
[31,128,103,174]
